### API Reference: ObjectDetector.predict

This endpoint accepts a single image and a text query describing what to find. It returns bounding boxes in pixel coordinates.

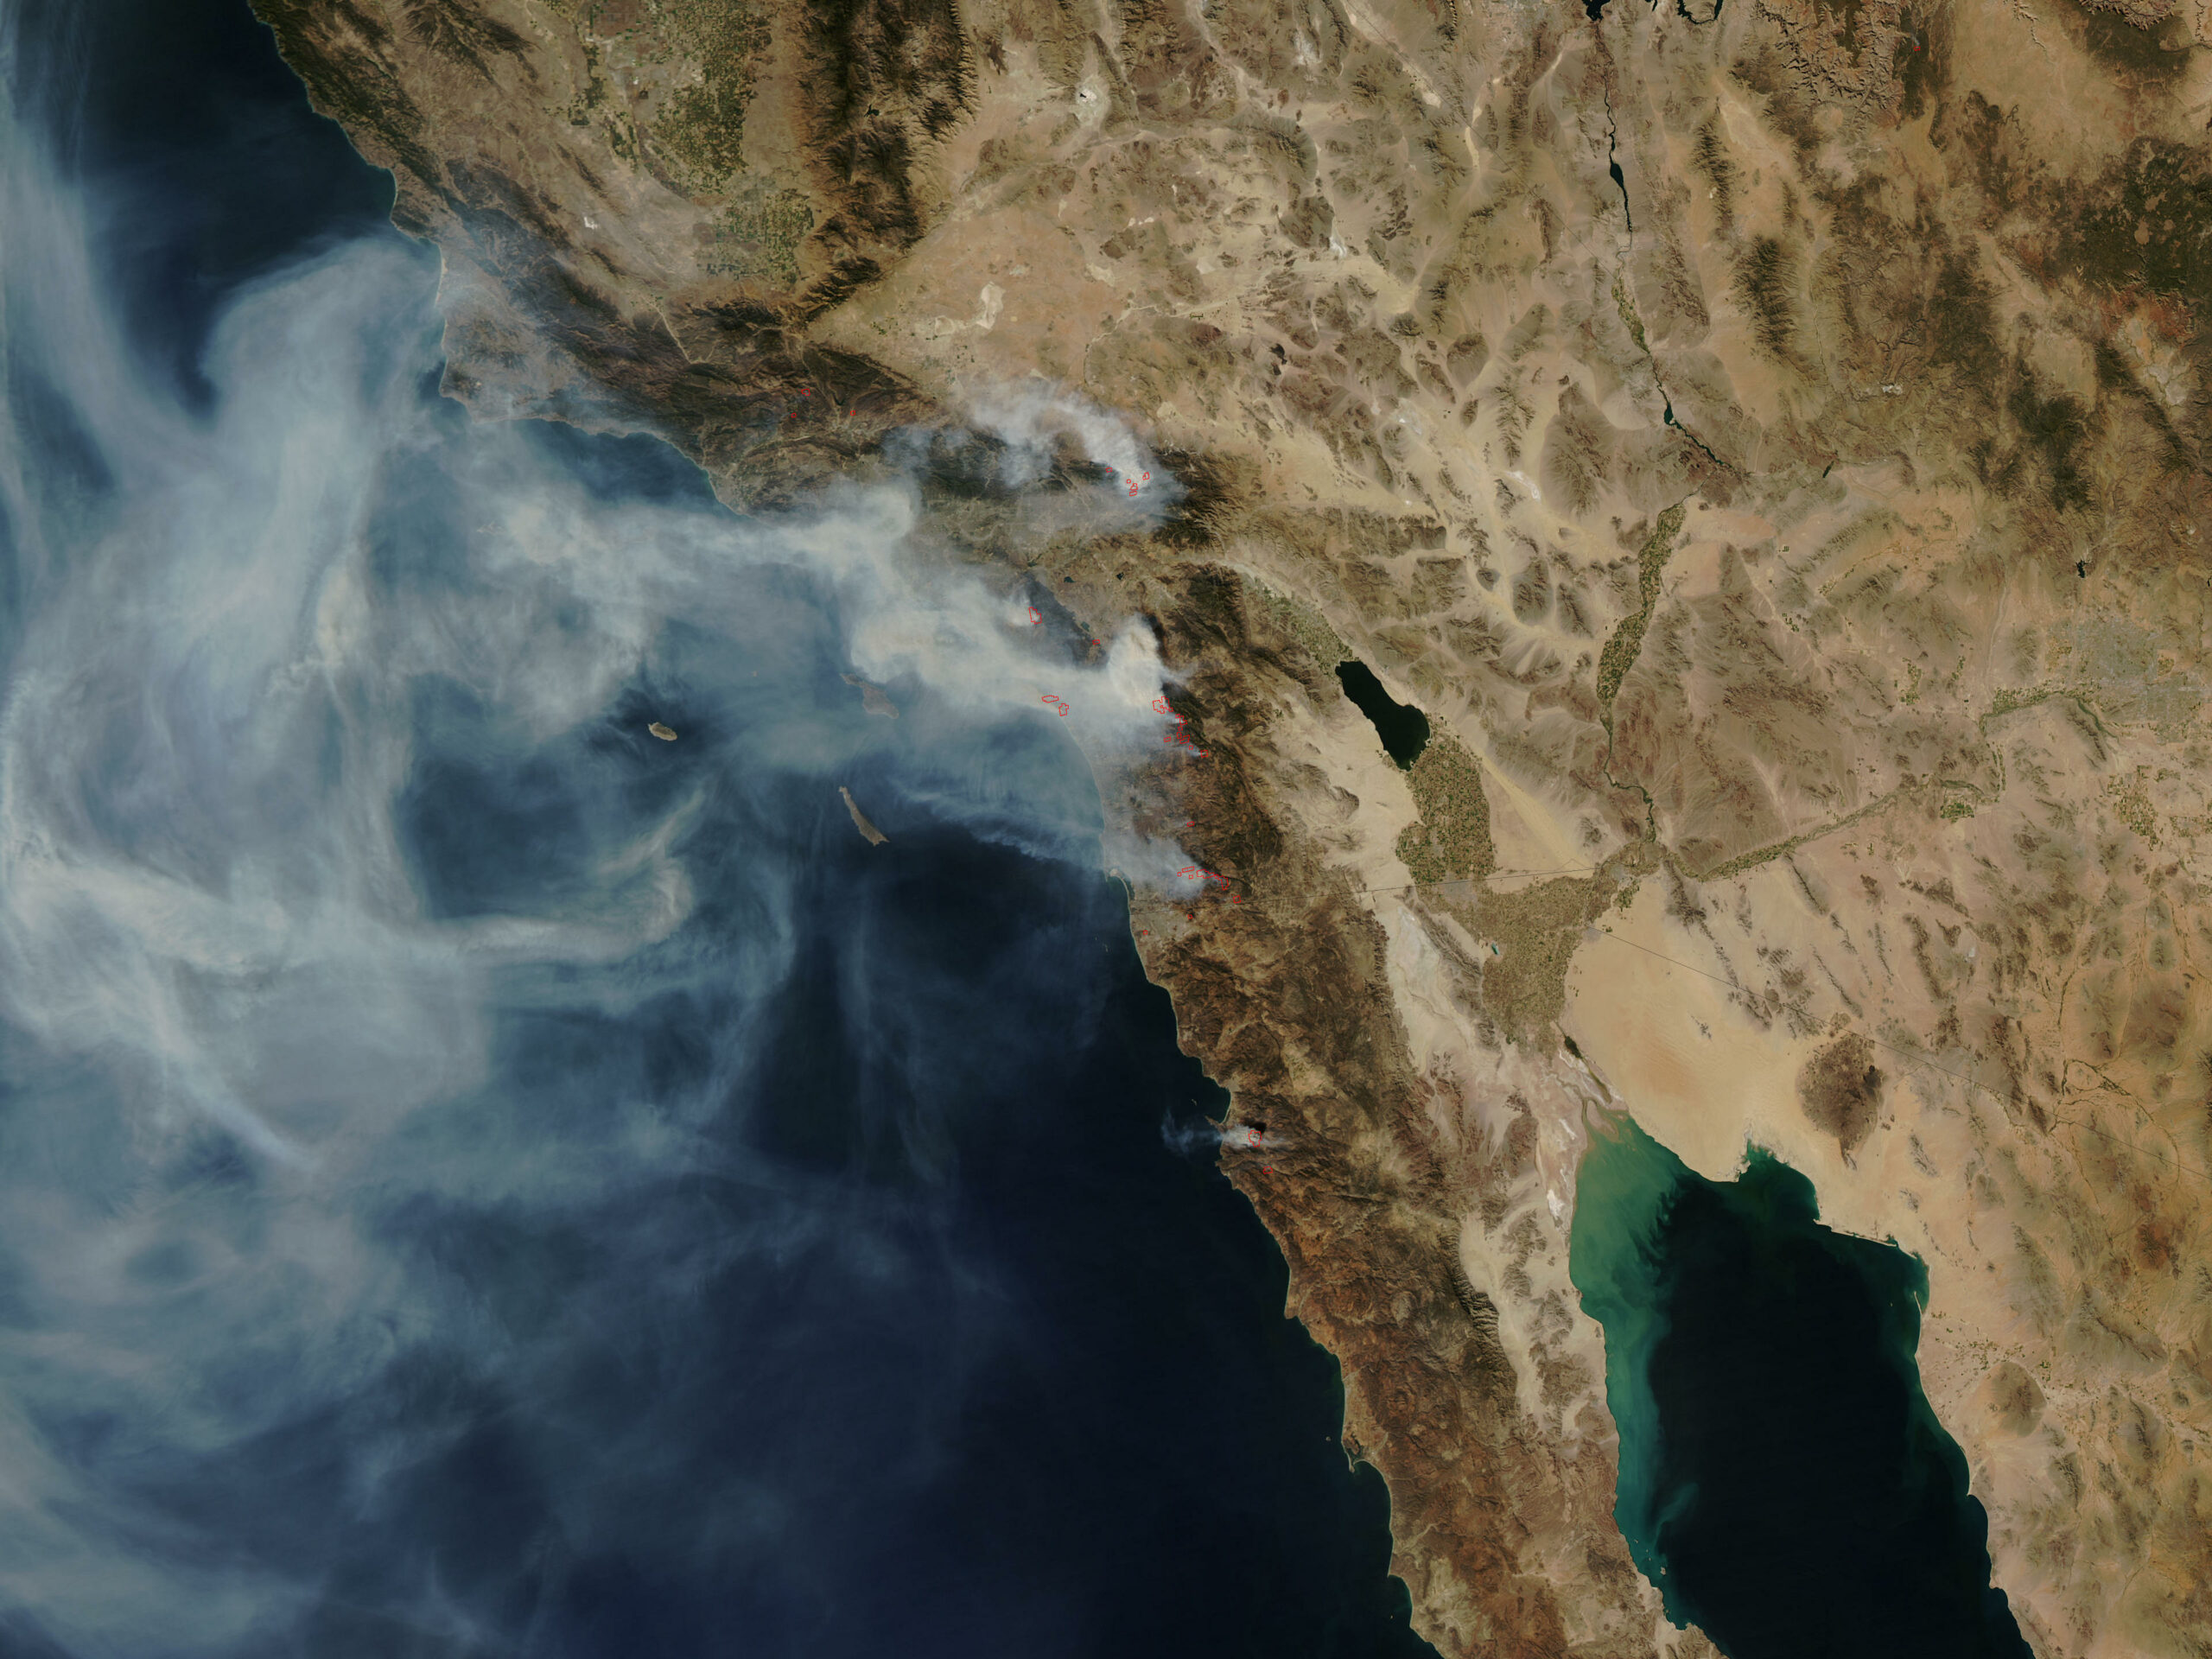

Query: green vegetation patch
[1985,683,2072,720]
[2106,769,2160,844]
[1395,733,1496,886]
[1595,500,1687,727]
[1248,579,1350,671]
[707,175,816,285]
[1611,272,1648,354]
[1691,784,1926,882]
[1447,873,1608,1047]
[651,0,772,188]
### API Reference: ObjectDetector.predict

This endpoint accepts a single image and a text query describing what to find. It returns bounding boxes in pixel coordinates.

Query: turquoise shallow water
[1568,1113,2031,1659]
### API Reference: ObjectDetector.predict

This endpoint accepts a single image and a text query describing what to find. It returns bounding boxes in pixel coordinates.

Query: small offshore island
[1571,1116,2032,1659]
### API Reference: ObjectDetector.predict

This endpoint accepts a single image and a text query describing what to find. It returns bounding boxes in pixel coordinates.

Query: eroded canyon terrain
[254,0,2212,1650]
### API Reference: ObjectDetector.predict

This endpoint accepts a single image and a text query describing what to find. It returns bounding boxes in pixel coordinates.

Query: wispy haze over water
[0,1,1434,1654]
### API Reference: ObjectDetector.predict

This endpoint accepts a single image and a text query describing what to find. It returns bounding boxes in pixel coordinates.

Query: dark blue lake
[0,1,1434,1653]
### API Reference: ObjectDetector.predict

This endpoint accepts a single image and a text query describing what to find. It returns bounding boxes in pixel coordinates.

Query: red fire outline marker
[1150,696,1208,756]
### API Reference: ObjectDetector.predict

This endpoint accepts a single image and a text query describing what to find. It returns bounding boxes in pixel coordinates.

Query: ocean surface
[0,2,1435,1654]
[1570,1115,2033,1659]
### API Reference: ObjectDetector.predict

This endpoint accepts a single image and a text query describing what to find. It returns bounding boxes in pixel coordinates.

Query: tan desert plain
[252,0,2209,1652]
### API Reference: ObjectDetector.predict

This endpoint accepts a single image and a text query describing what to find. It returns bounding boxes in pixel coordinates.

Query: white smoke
[966,382,1182,515]
[0,31,1204,1652]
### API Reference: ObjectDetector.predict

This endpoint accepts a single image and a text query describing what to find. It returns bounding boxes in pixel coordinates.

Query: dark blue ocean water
[0,2,1435,1654]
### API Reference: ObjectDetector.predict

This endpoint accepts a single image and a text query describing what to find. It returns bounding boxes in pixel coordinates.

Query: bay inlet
[1569,1113,2032,1659]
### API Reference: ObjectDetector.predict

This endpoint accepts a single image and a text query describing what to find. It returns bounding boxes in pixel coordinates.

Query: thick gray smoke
[0,29,1201,1651]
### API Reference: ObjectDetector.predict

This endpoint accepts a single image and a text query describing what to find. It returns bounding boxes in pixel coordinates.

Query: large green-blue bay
[1568,1113,2031,1659]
